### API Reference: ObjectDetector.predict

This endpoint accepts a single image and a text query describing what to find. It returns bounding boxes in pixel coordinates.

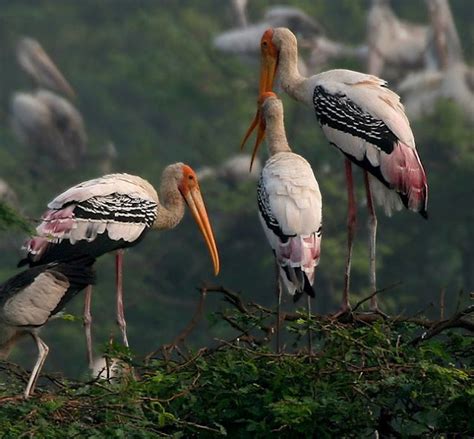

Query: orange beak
[240,29,278,171]
[183,186,220,275]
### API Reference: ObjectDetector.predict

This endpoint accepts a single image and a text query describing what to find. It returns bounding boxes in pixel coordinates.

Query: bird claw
[331,304,353,321]
[370,307,389,319]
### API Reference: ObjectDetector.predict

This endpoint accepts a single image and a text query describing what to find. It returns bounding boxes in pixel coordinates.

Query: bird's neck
[276,44,306,102]
[152,178,185,231]
[266,116,291,155]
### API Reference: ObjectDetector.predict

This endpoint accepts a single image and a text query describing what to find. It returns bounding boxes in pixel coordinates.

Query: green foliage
[0,0,472,392]
[0,317,472,437]
[0,201,33,234]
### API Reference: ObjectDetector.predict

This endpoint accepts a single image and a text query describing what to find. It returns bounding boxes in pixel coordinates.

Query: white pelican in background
[0,257,95,398]
[20,164,220,367]
[243,92,322,352]
[243,28,428,316]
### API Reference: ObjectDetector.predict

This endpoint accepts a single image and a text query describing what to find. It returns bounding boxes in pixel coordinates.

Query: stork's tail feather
[51,256,97,289]
[292,271,315,303]
[282,265,315,301]
[381,142,429,217]
[278,234,320,298]
[18,236,51,267]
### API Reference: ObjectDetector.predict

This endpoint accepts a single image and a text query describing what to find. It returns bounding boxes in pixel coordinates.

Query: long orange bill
[249,113,266,171]
[184,187,220,275]
[240,41,277,171]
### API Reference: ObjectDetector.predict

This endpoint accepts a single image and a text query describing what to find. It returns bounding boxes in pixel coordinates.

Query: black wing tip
[17,258,29,268]
[293,291,303,303]
[420,209,428,220]
[292,272,315,303]
[303,273,315,297]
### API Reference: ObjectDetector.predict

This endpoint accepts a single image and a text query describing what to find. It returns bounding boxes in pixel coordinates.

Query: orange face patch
[261,28,278,59]
[179,165,199,196]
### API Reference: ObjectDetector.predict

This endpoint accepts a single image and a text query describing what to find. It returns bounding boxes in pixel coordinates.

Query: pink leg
[116,249,129,347]
[334,159,356,317]
[83,285,94,369]
[363,172,382,313]
[275,260,282,354]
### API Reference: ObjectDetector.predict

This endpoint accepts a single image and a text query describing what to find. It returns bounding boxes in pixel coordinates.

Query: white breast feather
[262,152,322,236]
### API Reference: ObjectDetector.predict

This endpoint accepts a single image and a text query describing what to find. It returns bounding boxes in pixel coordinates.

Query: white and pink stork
[243,92,322,353]
[243,28,428,316]
[20,164,220,367]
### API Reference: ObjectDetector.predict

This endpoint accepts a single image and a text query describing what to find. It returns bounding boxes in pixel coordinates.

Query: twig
[440,287,446,320]
[176,420,225,435]
[351,282,402,313]
[200,284,249,314]
[410,304,474,346]
[145,289,207,363]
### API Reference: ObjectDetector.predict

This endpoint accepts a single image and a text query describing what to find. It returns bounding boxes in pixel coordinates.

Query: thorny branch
[195,284,473,349]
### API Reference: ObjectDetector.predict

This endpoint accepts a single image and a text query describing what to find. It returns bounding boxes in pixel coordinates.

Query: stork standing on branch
[242,92,322,353]
[243,28,428,316]
[20,164,220,367]
[0,258,95,398]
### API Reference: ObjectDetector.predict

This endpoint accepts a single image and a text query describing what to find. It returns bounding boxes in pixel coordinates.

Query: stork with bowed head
[20,164,220,368]
[243,92,322,353]
[242,28,428,316]
[16,37,75,99]
[10,89,87,169]
[12,37,87,169]
[0,258,95,398]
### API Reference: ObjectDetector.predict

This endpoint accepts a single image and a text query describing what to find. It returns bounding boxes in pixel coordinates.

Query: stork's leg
[275,261,282,354]
[83,285,94,369]
[363,172,383,314]
[306,295,313,356]
[116,249,129,347]
[24,333,49,398]
[334,159,356,317]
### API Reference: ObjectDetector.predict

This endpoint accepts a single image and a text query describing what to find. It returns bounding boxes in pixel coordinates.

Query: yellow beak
[184,187,220,275]
[240,47,278,171]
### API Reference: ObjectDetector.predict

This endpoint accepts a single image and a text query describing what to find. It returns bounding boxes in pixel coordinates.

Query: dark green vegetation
[0,307,472,437]
[0,1,473,436]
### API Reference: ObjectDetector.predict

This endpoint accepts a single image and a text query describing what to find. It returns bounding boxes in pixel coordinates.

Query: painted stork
[214,5,365,76]
[242,28,428,315]
[10,90,87,169]
[243,92,322,352]
[0,258,95,398]
[16,37,75,98]
[19,164,220,367]
[366,0,430,78]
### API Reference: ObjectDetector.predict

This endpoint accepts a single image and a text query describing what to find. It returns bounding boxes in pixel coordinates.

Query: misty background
[0,0,472,377]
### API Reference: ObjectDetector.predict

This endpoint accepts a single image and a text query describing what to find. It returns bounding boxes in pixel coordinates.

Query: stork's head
[240,92,282,170]
[167,163,220,275]
[240,27,297,168]
[259,28,297,93]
